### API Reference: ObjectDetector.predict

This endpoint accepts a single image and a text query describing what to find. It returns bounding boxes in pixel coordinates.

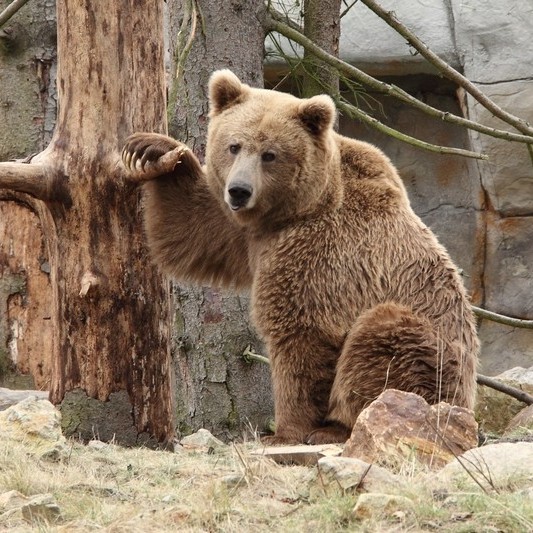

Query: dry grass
[0,436,531,532]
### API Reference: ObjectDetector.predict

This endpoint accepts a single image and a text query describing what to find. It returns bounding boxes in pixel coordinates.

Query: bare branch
[359,0,533,138]
[477,374,533,406]
[0,161,56,201]
[338,100,487,159]
[242,344,533,406]
[243,345,269,365]
[340,0,359,19]
[265,10,533,146]
[473,306,533,330]
[0,0,31,28]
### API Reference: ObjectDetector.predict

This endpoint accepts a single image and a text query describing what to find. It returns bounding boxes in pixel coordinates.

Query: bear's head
[206,70,341,231]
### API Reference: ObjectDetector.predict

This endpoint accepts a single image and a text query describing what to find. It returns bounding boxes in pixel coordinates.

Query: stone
[0,490,30,511]
[520,487,533,501]
[437,442,533,491]
[252,444,342,466]
[20,493,61,524]
[220,474,246,488]
[180,428,226,451]
[476,366,533,434]
[504,404,533,435]
[352,493,415,520]
[317,456,401,493]
[343,390,478,469]
[87,439,109,450]
[0,491,61,524]
[0,388,49,411]
[0,397,67,459]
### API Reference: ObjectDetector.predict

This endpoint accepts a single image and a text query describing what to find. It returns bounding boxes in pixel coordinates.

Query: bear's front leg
[121,132,203,182]
[263,337,350,445]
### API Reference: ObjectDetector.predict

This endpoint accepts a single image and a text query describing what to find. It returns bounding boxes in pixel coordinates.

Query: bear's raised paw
[121,132,194,181]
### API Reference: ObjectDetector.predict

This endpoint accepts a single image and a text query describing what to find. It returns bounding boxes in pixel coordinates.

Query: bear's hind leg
[326,302,452,432]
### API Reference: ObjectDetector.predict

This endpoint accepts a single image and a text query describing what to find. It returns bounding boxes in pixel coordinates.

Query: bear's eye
[261,151,276,163]
[229,144,241,155]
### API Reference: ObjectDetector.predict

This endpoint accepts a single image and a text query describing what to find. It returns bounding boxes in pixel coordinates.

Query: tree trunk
[166,0,274,439]
[0,0,57,390]
[302,0,342,98]
[0,0,174,446]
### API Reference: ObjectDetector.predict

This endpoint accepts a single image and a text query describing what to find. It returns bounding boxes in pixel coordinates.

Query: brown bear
[122,69,479,445]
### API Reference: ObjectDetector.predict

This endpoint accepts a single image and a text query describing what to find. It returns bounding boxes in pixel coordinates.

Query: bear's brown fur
[122,70,479,445]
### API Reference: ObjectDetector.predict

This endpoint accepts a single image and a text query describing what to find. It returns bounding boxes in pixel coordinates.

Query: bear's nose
[228,182,253,209]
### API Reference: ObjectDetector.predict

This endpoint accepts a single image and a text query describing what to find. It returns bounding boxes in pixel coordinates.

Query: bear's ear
[209,70,247,116]
[297,95,336,136]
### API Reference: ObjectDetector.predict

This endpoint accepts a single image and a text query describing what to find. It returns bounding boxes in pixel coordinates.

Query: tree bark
[166,0,274,439]
[302,0,342,98]
[0,0,56,389]
[0,0,174,445]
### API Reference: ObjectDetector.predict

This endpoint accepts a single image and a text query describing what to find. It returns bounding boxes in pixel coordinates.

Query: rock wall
[318,0,533,374]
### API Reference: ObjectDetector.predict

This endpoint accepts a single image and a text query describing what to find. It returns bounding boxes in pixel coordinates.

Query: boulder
[252,444,342,466]
[476,366,533,434]
[352,493,415,521]
[437,442,533,492]
[0,388,49,411]
[21,494,61,524]
[316,456,401,494]
[0,491,61,524]
[504,404,533,436]
[0,397,67,459]
[343,390,478,469]
[179,428,226,452]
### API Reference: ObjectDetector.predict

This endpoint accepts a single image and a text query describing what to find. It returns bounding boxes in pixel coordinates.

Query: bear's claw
[121,133,191,180]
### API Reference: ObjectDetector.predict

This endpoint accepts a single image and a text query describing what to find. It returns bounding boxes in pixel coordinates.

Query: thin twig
[265,9,533,146]
[473,306,533,329]
[242,345,269,365]
[340,0,359,19]
[0,0,30,28]
[359,0,533,138]
[338,99,487,159]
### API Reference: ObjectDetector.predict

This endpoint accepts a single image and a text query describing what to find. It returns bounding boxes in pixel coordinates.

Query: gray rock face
[451,0,533,83]
[335,0,533,373]
[340,0,459,75]
[467,82,533,217]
